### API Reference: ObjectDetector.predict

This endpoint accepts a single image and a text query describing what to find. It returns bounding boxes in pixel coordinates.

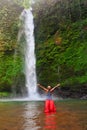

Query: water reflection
[23,102,41,130]
[44,112,57,130]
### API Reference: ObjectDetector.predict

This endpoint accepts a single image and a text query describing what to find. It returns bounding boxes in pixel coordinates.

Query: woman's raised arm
[37,84,48,92]
[50,83,60,92]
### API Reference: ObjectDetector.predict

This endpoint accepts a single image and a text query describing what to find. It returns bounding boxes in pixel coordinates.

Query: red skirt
[44,100,56,113]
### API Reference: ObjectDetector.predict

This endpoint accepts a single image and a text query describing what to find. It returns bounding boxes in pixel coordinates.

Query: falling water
[20,8,38,99]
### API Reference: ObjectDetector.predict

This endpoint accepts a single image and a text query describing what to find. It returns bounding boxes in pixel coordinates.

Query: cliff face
[33,0,87,44]
[0,0,24,94]
[0,0,23,54]
[0,0,87,97]
[33,0,87,95]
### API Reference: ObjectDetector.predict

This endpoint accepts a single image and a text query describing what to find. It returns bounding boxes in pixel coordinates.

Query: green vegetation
[14,0,31,8]
[0,0,23,94]
[0,92,11,98]
[0,0,87,97]
[0,55,23,91]
[35,0,87,92]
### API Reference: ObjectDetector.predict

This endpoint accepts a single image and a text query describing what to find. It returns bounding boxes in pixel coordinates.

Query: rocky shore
[57,85,87,99]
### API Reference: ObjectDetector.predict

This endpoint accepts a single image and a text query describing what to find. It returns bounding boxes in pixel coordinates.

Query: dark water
[0,100,87,130]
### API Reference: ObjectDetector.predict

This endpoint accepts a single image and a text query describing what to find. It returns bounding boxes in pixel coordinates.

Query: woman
[37,83,60,113]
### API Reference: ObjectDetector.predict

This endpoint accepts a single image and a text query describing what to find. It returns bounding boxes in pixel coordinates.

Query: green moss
[0,92,11,98]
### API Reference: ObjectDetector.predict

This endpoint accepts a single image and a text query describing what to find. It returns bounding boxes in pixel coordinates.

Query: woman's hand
[56,83,60,87]
[37,84,40,87]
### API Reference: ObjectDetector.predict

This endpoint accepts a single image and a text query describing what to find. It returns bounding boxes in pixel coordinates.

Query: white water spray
[20,8,38,99]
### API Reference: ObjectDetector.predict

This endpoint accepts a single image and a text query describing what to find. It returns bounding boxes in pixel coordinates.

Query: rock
[81,95,87,99]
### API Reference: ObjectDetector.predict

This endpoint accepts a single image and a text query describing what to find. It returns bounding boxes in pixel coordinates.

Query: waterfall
[19,8,38,99]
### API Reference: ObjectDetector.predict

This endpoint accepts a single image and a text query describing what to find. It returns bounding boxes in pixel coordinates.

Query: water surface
[0,100,87,130]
